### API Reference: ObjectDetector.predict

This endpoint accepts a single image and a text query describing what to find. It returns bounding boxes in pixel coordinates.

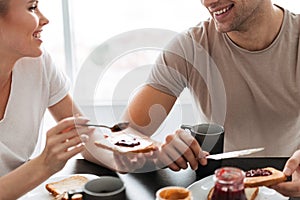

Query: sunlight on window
[39,0,65,72]
[70,0,208,105]
[70,0,207,68]
[273,0,300,12]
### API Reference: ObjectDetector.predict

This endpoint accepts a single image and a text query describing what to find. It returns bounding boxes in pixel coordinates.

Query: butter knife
[205,147,265,160]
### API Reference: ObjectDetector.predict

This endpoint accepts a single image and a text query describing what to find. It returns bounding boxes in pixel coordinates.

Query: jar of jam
[211,167,246,200]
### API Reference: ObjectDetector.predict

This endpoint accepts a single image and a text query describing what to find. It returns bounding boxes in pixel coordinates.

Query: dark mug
[181,123,224,154]
[181,123,224,179]
[68,176,126,200]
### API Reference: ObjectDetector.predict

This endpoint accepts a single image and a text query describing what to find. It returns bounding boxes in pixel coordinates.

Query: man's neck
[227,5,284,51]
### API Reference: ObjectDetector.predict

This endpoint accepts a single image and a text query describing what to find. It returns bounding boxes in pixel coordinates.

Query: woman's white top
[0,50,70,176]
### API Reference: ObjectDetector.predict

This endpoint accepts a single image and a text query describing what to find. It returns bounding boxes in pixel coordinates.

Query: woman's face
[0,0,49,59]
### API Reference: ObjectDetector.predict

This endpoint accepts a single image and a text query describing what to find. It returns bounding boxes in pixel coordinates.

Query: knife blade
[205,147,265,160]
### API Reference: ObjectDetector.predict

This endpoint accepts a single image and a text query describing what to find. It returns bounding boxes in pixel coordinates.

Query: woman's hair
[0,0,8,17]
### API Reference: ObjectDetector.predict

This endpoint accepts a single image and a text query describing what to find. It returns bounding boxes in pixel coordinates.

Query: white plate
[19,174,99,200]
[187,175,289,200]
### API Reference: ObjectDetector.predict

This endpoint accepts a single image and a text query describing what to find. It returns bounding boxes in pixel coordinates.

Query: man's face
[201,0,264,33]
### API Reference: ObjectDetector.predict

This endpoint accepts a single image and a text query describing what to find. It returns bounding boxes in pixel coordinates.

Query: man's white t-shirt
[0,50,70,176]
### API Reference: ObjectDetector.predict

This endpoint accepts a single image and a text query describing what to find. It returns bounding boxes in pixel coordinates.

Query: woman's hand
[156,129,208,171]
[271,150,300,197]
[37,116,94,175]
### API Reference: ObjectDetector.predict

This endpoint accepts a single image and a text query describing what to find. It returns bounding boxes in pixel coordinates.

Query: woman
[0,0,93,199]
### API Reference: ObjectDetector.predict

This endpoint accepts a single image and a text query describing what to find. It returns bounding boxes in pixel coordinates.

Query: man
[120,0,300,197]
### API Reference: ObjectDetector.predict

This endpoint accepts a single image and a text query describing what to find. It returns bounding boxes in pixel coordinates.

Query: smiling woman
[0,0,93,199]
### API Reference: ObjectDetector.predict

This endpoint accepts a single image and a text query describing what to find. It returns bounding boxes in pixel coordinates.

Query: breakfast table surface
[53,157,300,200]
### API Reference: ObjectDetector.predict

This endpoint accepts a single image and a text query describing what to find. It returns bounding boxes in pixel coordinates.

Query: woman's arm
[48,94,83,121]
[0,116,91,200]
[0,156,52,200]
[0,94,93,199]
[49,94,118,170]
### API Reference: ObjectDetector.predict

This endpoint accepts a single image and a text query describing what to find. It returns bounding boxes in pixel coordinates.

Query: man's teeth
[214,7,230,15]
[33,32,41,39]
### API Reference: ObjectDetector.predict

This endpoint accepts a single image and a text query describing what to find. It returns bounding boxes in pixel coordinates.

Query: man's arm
[122,85,177,136]
[122,85,206,171]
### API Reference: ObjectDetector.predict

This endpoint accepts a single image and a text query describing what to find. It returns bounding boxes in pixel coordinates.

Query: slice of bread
[45,175,88,200]
[207,187,259,200]
[94,133,157,153]
[244,167,287,188]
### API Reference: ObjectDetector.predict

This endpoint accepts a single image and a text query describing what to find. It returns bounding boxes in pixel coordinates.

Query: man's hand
[156,129,208,171]
[270,150,300,197]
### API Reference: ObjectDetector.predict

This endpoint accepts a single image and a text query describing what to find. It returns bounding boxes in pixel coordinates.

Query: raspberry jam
[245,168,272,177]
[211,167,247,200]
[114,138,140,147]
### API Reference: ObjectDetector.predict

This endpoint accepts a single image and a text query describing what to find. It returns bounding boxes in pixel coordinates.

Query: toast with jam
[244,167,287,187]
[94,133,157,153]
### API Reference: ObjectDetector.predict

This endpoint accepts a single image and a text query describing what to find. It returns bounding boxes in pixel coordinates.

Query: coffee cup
[181,123,224,154]
[156,186,192,200]
[181,123,224,179]
[68,176,126,200]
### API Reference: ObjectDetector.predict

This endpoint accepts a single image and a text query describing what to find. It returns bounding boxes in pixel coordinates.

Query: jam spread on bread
[245,168,272,177]
[114,138,140,147]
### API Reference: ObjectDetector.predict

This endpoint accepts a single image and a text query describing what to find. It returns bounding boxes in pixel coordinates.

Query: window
[39,0,65,71]
[273,0,300,12]
[69,0,208,106]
